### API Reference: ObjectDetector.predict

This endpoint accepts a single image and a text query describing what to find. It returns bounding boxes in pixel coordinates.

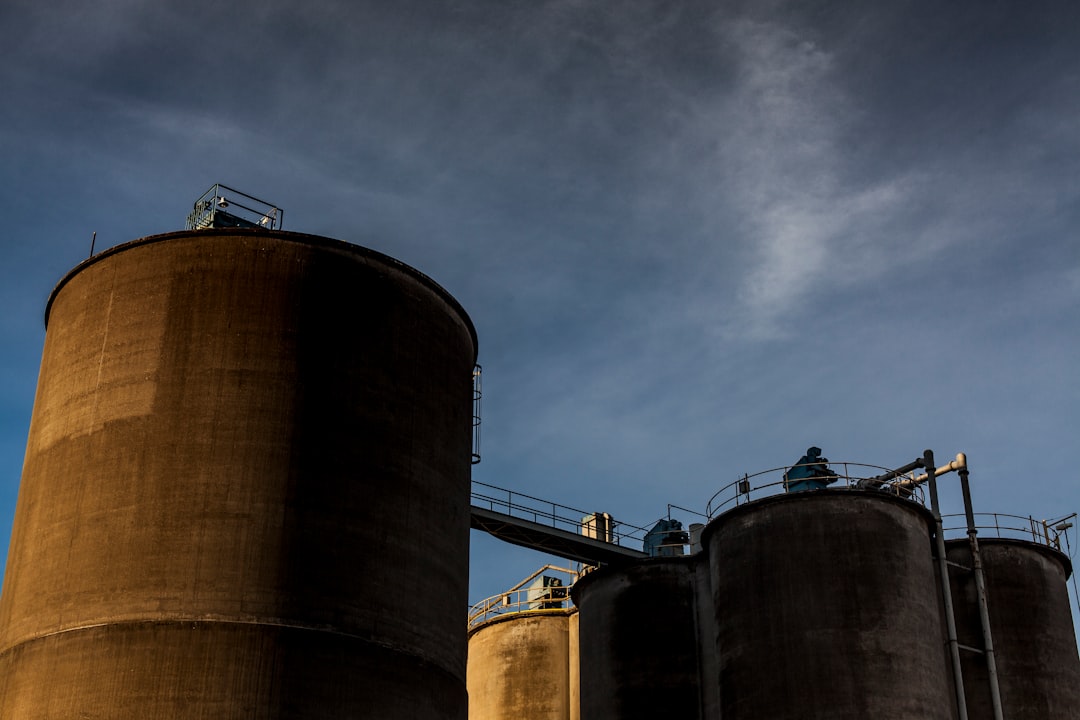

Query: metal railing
[468,564,580,628]
[186,183,283,231]
[470,481,652,549]
[943,512,1077,552]
[706,461,927,518]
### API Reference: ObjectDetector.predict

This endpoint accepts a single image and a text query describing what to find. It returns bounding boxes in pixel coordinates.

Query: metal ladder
[926,450,1004,720]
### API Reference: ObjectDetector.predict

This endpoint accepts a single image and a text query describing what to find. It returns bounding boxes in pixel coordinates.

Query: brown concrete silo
[467,609,578,720]
[0,230,477,719]
[571,557,702,719]
[946,538,1080,718]
[704,491,955,720]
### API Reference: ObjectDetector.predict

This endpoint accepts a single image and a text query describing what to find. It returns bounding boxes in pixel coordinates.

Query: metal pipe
[858,458,925,488]
[893,452,968,489]
[907,453,967,487]
[960,464,1004,720]
[927,449,969,720]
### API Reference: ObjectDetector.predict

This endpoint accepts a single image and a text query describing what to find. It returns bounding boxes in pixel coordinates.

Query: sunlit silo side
[704,492,954,720]
[467,609,577,720]
[571,557,701,719]
[945,538,1080,718]
[0,230,477,719]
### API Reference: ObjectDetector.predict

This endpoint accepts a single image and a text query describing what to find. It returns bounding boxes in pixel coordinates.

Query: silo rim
[698,488,936,551]
[44,229,478,361]
[467,607,577,638]
[569,554,699,607]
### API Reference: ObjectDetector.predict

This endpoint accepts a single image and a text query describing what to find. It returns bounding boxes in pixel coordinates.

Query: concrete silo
[467,609,578,720]
[0,229,477,718]
[946,538,1080,718]
[704,491,955,720]
[572,557,702,720]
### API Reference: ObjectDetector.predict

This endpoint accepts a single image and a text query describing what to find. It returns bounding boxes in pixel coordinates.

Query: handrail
[186,183,283,231]
[471,480,652,549]
[705,461,926,518]
[468,564,580,628]
[943,512,1077,552]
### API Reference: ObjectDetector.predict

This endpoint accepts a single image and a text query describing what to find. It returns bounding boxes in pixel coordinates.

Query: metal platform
[470,506,647,565]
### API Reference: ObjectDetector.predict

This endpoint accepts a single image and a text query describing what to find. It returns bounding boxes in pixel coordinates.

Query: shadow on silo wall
[946,538,1080,718]
[0,230,476,719]
[572,557,702,720]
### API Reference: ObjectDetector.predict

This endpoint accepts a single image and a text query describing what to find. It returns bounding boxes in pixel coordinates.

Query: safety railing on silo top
[706,461,928,519]
[943,511,1077,551]
[468,564,581,629]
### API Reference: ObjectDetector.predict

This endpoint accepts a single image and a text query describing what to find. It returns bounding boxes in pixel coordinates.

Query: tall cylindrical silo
[946,538,1080,718]
[0,230,477,719]
[704,492,954,720]
[571,557,702,719]
[467,609,577,720]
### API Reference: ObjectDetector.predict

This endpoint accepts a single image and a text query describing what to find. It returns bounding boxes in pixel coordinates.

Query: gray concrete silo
[704,491,955,720]
[571,557,702,720]
[946,538,1080,718]
[0,230,477,719]
[467,609,578,720]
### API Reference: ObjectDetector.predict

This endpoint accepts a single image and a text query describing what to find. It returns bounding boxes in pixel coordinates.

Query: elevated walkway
[470,481,648,565]
[470,506,647,565]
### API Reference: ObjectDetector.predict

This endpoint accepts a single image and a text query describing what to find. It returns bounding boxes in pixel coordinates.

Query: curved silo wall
[694,551,719,718]
[467,609,576,720]
[945,538,1080,718]
[0,230,477,719]
[704,492,954,720]
[571,557,701,720]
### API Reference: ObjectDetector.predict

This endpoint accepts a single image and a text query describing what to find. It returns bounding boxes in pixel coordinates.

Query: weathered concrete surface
[704,491,954,720]
[467,610,576,720]
[572,557,701,720]
[0,621,465,718]
[0,230,477,718]
[694,552,720,718]
[946,538,1080,719]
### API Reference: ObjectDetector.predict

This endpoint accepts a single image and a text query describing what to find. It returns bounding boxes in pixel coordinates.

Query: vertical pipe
[959,465,1005,720]
[927,449,969,720]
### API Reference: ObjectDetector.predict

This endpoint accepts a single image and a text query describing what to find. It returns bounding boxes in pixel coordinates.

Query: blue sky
[2,1,1078,639]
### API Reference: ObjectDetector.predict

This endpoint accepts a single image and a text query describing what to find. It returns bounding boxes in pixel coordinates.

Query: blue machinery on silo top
[642,518,689,557]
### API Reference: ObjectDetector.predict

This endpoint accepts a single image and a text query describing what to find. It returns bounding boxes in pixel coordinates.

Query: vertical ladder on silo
[955,463,1005,720]
[471,365,482,465]
[928,450,1004,720]
[926,448,972,720]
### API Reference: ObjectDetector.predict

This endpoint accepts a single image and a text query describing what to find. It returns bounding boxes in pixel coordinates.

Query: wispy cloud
[707,19,915,337]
